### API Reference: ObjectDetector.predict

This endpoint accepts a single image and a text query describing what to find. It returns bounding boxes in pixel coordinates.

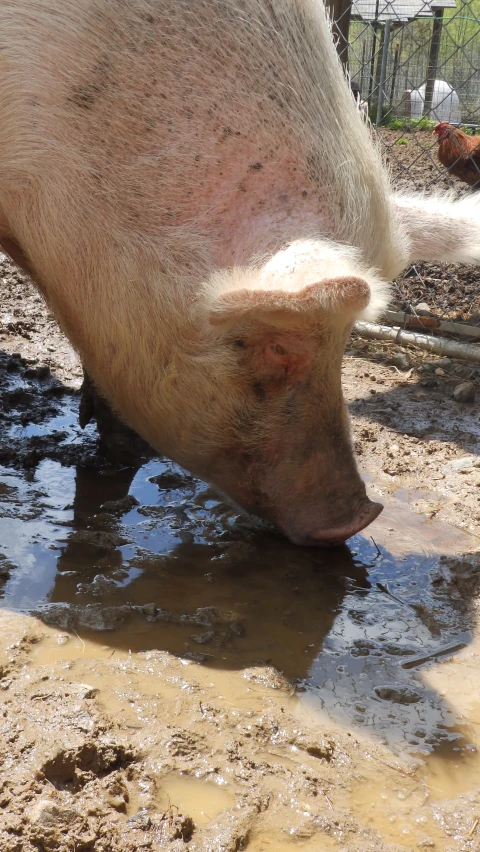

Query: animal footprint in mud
[39,740,136,792]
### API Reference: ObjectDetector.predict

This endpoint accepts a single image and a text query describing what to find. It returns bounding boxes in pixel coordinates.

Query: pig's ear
[208,276,371,327]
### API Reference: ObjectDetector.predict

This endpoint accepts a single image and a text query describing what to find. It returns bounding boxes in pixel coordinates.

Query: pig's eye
[233,338,246,348]
[274,343,287,356]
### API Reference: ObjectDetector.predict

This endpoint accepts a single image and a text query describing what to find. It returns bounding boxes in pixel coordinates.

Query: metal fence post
[376,18,391,125]
[390,40,400,105]
[423,8,444,118]
[367,0,380,106]
[334,0,479,187]
[326,0,353,69]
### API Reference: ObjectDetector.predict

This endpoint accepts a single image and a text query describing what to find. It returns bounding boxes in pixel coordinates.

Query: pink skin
[0,175,381,549]
[210,412,383,547]
[205,301,383,546]
[0,2,391,547]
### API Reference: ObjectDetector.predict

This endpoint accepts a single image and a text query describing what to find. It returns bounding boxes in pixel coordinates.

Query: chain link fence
[327,0,480,192]
[326,0,480,325]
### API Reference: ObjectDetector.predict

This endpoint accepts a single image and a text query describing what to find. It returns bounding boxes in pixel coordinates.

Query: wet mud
[1,253,480,851]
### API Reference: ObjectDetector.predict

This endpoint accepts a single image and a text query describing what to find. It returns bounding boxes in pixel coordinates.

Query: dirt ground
[378,128,480,320]
[0,140,480,852]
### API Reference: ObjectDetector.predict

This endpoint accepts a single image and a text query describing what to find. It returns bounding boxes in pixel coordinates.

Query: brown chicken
[433,122,480,188]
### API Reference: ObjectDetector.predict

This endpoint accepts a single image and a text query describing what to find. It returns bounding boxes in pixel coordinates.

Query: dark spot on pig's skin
[69,55,112,111]
[249,162,263,170]
[252,382,266,401]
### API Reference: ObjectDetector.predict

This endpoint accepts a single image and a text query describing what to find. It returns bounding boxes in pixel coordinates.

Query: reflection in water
[0,450,478,758]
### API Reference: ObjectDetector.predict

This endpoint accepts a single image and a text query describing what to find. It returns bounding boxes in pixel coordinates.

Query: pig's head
[173,241,387,546]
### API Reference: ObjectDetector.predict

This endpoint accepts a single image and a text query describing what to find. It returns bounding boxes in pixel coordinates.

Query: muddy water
[1,363,480,848]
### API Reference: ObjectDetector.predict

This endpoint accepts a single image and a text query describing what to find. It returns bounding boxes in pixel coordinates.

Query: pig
[1,1,480,546]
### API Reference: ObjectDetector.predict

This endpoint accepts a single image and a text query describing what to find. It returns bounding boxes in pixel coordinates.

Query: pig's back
[0,0,406,278]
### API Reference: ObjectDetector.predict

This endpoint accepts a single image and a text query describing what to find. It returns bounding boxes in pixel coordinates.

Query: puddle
[153,774,234,828]
[1,351,480,849]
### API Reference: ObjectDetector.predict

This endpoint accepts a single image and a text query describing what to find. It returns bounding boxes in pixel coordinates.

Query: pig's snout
[280,497,383,548]
[307,499,383,547]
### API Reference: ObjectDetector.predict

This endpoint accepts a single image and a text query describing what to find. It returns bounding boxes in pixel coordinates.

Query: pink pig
[1,0,479,545]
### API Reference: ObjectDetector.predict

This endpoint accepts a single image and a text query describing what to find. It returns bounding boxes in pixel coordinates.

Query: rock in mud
[100,494,139,514]
[27,801,93,852]
[241,665,290,690]
[388,352,411,371]
[189,806,254,852]
[68,683,99,700]
[150,471,195,490]
[375,685,422,704]
[28,801,81,829]
[127,809,152,830]
[453,381,475,403]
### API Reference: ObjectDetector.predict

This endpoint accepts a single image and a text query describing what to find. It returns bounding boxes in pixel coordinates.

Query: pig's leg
[80,369,155,465]
[0,236,34,275]
[394,192,480,265]
[0,209,34,275]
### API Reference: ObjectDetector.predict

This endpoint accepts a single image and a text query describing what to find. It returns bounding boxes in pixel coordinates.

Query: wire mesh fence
[325,0,480,326]
[327,0,480,193]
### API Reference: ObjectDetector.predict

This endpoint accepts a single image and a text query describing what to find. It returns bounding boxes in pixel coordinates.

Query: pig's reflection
[41,458,480,759]
[49,461,370,680]
[52,463,140,597]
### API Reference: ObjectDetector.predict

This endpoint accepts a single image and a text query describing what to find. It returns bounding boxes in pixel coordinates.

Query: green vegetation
[383,117,436,131]
[348,0,480,126]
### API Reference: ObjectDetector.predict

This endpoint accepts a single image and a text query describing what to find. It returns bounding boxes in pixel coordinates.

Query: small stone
[22,364,50,380]
[426,358,452,369]
[375,685,422,704]
[28,801,80,828]
[242,665,289,690]
[127,809,152,830]
[434,368,445,376]
[447,455,479,473]
[101,494,139,514]
[389,352,411,370]
[191,629,214,645]
[416,302,431,314]
[69,683,99,699]
[453,381,475,403]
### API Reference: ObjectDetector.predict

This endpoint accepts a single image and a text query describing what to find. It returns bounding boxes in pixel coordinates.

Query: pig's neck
[185,154,336,268]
